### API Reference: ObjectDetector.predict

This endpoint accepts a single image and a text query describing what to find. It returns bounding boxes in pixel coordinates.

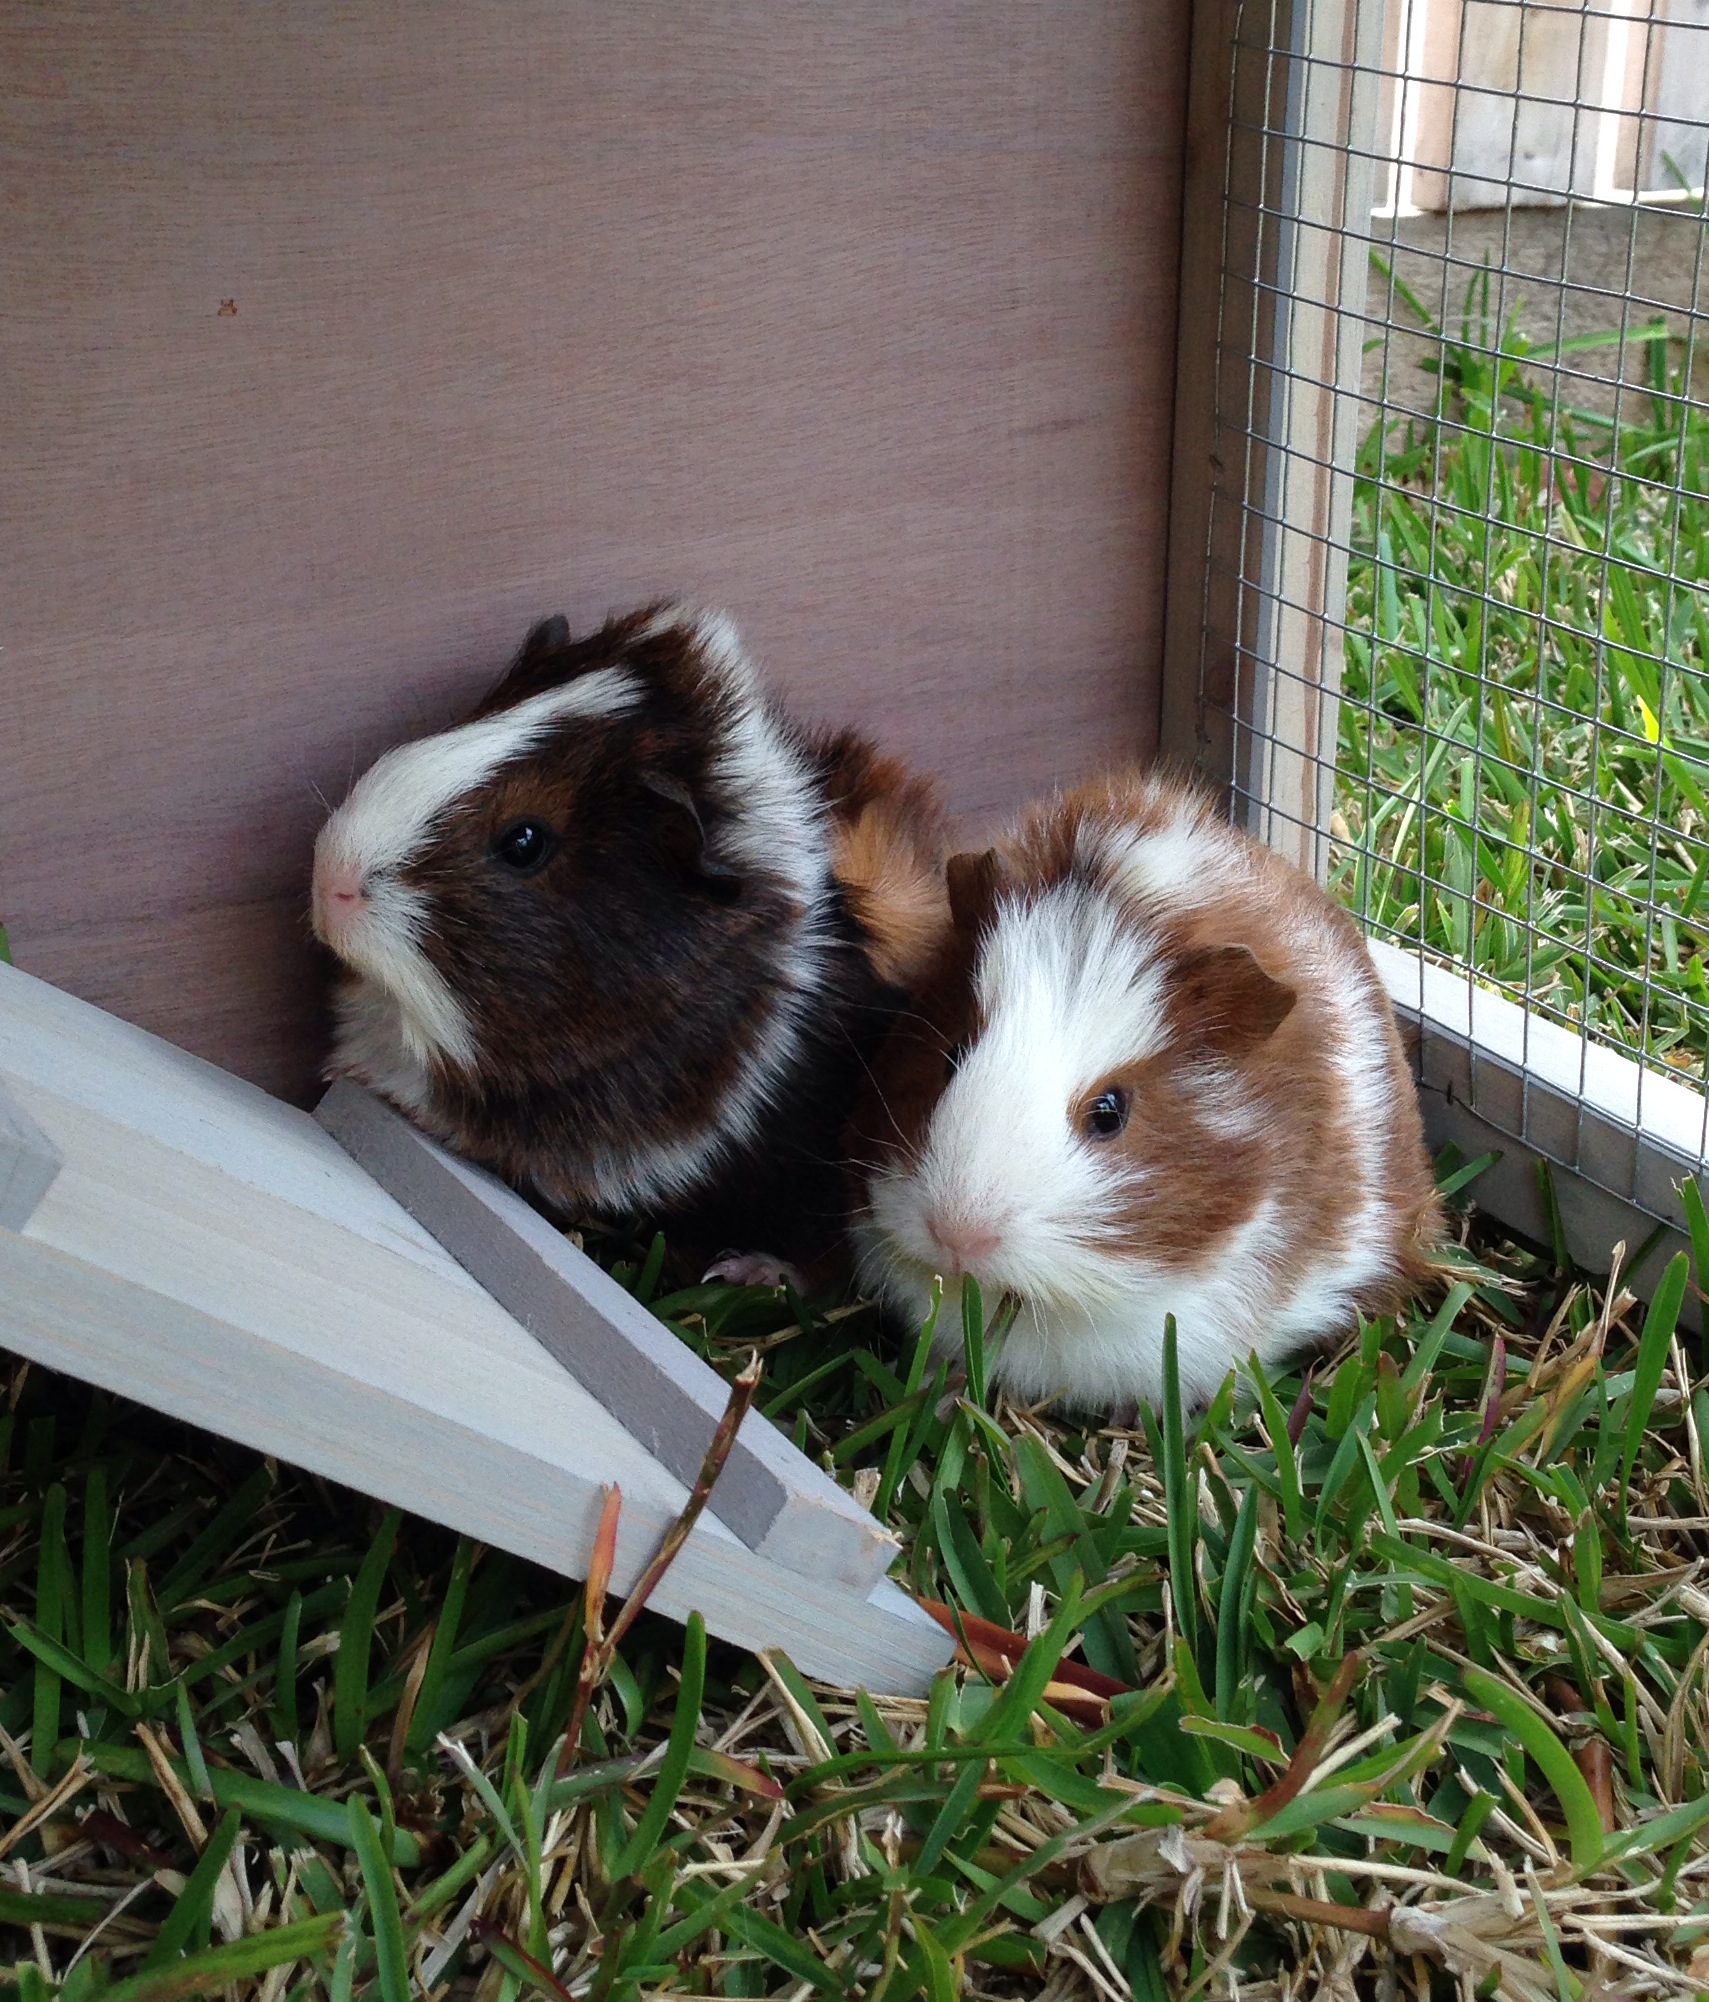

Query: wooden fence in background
[1374,0,1709,211]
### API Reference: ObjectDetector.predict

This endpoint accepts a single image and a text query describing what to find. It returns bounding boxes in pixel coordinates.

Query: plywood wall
[2,4,1189,1100]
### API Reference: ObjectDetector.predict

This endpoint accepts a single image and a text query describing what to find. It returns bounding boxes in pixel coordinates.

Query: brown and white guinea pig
[847,772,1444,1411]
[310,603,946,1265]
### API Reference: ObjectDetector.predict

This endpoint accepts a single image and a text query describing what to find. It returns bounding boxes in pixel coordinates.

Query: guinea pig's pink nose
[315,861,368,932]
[925,1210,1003,1273]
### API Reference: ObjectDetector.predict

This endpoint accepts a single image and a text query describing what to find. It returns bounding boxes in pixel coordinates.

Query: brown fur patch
[816,732,950,991]
[853,766,1446,1323]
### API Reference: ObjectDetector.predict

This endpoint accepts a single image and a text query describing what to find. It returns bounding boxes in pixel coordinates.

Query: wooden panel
[0,962,953,1692]
[1244,0,1388,878]
[1645,0,1709,192]
[316,1080,897,1590]
[1405,0,1655,211]
[0,1078,59,1232]
[1,2,1189,1100]
[1162,0,1387,878]
[1161,0,1288,791]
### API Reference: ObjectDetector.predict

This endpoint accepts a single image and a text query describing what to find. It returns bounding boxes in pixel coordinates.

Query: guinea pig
[847,772,1444,1411]
[311,603,946,1266]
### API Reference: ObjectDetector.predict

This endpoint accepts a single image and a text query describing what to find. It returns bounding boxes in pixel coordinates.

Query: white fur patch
[325,975,442,1118]
[312,665,640,1073]
[321,666,640,884]
[857,882,1172,1324]
[642,608,835,1199]
[857,1195,1291,1409]
[1100,791,1239,913]
[323,883,481,1074]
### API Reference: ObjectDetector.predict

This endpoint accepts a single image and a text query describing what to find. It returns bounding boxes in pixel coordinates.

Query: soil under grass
[1337,258,1709,1085]
[4,1176,1709,2000]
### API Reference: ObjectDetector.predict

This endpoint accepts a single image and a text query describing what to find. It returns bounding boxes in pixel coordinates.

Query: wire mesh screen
[1187,0,1709,1229]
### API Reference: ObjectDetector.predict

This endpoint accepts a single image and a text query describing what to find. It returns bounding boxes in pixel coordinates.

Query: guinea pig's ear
[520,612,571,661]
[946,848,1002,935]
[473,612,577,715]
[638,770,743,904]
[1173,943,1296,1060]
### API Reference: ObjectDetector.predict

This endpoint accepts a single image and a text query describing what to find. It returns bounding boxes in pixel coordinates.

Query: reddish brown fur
[851,770,1444,1326]
[820,736,949,991]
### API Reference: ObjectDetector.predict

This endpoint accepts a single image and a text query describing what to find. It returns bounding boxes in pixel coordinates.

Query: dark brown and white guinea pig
[310,603,946,1264]
[848,772,1444,1410]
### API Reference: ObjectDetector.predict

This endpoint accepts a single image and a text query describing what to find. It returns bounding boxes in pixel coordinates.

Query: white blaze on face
[866,882,1172,1309]
[311,665,640,1070]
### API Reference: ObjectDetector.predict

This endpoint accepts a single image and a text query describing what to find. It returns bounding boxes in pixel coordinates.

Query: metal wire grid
[1193,0,1709,1207]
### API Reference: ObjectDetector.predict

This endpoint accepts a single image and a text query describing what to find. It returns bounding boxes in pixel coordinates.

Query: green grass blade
[32,1483,69,1777]
[6,1615,140,1717]
[74,1739,422,1865]
[273,1587,302,1747]
[103,1913,345,2002]
[143,1806,241,1969]
[914,1915,960,2002]
[406,1534,475,1755]
[156,1465,274,1610]
[1247,1354,1306,1542]
[1160,1318,1199,1666]
[1214,1484,1260,1723]
[1401,1281,1474,1394]
[971,1578,1086,1745]
[611,1611,707,1878]
[719,1899,843,1992]
[176,1678,213,1799]
[1443,1789,1497,1874]
[82,1462,113,1683]
[334,1505,401,1764]
[1680,1177,1709,1294]
[1462,1666,1604,1871]
[875,1280,943,1516]
[915,1754,988,1876]
[1621,1252,1689,1492]
[348,1796,411,2002]
[961,1274,988,1411]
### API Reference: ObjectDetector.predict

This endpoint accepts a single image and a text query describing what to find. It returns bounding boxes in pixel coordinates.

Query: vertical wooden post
[1162,0,1389,882]
[1249,0,1388,878]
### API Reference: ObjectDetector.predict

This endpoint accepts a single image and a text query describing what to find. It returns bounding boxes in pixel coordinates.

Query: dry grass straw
[2,1183,1709,1999]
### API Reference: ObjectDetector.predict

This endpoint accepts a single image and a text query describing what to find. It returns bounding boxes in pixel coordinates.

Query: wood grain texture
[0,1076,60,1231]
[0,961,953,1690]
[2,1,1190,1099]
[316,1080,897,1590]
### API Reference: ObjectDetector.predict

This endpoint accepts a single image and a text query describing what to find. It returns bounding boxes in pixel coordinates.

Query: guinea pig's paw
[701,1250,805,1292]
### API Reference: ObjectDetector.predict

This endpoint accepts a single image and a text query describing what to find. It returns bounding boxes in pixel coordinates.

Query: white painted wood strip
[315,1081,898,1591]
[0,1228,951,1692]
[1371,940,1709,1173]
[0,1075,59,1231]
[0,962,457,1276]
[1371,938,1705,1322]
[0,962,951,1689]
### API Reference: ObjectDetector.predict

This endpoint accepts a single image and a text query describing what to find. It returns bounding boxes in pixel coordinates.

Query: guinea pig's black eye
[491,818,558,875]
[1084,1087,1130,1140]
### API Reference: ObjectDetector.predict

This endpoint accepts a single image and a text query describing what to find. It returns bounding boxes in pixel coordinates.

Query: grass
[1336,256,1709,1082]
[6,270,1709,1994]
[5,1172,1709,1999]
